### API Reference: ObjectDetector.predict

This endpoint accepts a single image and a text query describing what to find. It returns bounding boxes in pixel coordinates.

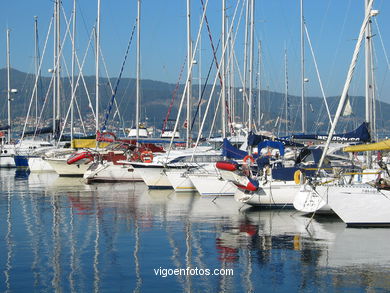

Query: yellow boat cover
[343,139,390,152]
[71,139,110,149]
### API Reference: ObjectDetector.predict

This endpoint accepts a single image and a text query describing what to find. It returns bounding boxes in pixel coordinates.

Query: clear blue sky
[0,0,389,100]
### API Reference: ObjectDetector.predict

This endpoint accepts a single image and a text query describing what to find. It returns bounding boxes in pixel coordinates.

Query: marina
[1,0,390,291]
[1,169,390,292]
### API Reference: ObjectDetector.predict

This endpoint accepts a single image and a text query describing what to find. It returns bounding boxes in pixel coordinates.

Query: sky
[0,0,389,101]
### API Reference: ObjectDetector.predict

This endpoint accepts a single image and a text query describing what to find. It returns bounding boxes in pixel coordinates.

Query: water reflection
[5,184,12,293]
[1,169,390,292]
[14,169,30,180]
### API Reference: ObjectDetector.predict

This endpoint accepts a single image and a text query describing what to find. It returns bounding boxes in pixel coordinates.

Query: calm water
[1,169,390,292]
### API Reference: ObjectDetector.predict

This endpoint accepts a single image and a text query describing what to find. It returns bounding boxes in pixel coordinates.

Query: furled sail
[292,122,370,143]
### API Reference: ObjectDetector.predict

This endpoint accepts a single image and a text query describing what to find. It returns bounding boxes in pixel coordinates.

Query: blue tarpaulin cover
[292,122,370,142]
[257,141,285,156]
[248,132,304,147]
[222,138,247,159]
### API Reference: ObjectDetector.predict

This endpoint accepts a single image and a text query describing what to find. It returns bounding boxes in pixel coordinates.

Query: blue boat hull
[14,155,29,170]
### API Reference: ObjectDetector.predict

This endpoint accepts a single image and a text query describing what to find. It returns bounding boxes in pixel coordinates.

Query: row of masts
[3,0,379,147]
[1,0,304,143]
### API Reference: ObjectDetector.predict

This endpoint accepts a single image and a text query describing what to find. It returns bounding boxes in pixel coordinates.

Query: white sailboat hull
[293,184,332,214]
[131,164,172,189]
[45,157,89,176]
[316,184,390,227]
[84,161,142,183]
[234,181,301,208]
[166,170,196,192]
[0,155,15,168]
[29,157,55,172]
[188,173,236,196]
[0,144,16,168]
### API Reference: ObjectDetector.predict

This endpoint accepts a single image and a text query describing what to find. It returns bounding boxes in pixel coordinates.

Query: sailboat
[0,29,16,168]
[300,0,390,226]
[83,0,153,183]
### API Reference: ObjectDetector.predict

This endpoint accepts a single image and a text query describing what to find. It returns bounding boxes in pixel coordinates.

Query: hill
[0,68,389,136]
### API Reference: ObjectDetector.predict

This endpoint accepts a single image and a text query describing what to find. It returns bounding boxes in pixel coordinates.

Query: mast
[248,0,254,133]
[230,27,235,126]
[71,0,76,141]
[136,0,141,143]
[221,0,226,138]
[186,0,192,147]
[6,29,11,143]
[52,0,57,136]
[365,0,374,168]
[300,0,306,133]
[95,0,101,142]
[285,47,289,136]
[198,22,202,132]
[34,16,39,125]
[242,0,249,124]
[317,0,374,172]
[55,0,61,137]
[257,41,261,126]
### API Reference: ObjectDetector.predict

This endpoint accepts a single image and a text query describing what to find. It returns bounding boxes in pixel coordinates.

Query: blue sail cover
[222,138,248,159]
[257,141,285,156]
[292,122,370,142]
[0,125,10,131]
[247,132,304,147]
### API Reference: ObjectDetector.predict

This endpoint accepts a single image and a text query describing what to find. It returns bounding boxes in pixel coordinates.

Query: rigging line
[208,91,223,140]
[317,0,374,175]
[205,0,246,140]
[162,56,187,134]
[233,49,246,100]
[200,0,244,141]
[200,0,222,88]
[304,23,333,127]
[74,95,87,135]
[64,24,97,123]
[33,74,55,140]
[73,27,97,121]
[200,0,234,134]
[102,21,137,132]
[36,21,44,112]
[55,8,96,142]
[165,0,211,162]
[325,0,352,92]
[115,76,134,131]
[57,27,96,143]
[58,49,87,134]
[190,40,221,132]
[252,46,260,133]
[97,40,126,135]
[373,18,390,70]
[21,16,54,141]
[44,4,79,140]
[59,50,88,136]
[99,47,118,126]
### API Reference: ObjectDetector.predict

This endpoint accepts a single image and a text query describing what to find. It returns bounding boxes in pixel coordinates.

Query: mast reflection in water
[1,169,390,292]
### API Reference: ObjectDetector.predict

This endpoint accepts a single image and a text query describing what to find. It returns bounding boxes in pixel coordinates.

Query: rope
[101,21,137,131]
[190,40,220,131]
[161,57,187,133]
[200,0,234,134]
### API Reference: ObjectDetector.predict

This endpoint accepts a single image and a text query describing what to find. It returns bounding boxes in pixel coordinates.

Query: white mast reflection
[133,219,142,293]
[51,194,62,291]
[4,184,13,293]
[93,200,100,293]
